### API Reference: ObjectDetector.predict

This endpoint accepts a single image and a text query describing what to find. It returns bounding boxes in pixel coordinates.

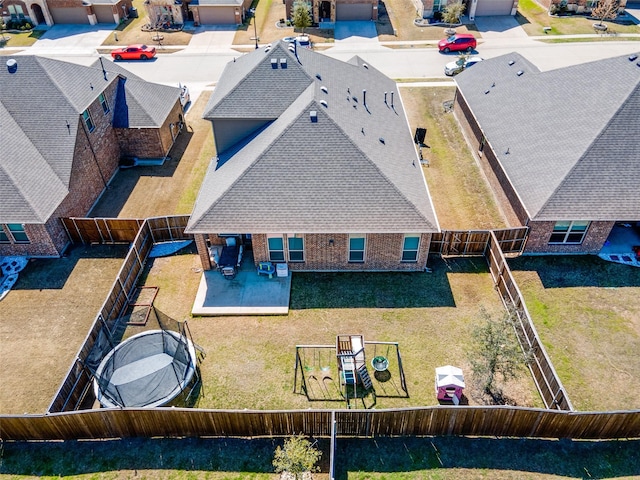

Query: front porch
[191,251,292,316]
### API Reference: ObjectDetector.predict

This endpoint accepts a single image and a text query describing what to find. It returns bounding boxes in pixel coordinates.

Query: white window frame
[549,221,590,244]
[82,109,95,132]
[3,224,30,244]
[348,234,366,263]
[287,235,305,262]
[99,93,110,114]
[267,235,285,262]
[401,234,421,262]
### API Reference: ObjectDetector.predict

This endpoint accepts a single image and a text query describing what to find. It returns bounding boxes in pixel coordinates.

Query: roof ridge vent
[320,100,328,107]
[321,86,328,93]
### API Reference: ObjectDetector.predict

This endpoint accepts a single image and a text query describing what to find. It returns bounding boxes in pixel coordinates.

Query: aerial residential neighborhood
[1,0,640,476]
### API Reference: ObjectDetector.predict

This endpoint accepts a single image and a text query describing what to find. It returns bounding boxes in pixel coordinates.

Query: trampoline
[93,329,197,408]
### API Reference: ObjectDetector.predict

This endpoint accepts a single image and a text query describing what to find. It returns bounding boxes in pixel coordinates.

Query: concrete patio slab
[192,255,292,315]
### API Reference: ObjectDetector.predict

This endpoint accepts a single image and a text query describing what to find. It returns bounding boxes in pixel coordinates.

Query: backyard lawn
[135,251,541,410]
[0,245,129,414]
[509,255,640,411]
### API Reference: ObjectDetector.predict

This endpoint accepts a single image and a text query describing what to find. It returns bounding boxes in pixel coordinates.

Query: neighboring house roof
[0,56,179,224]
[189,42,439,234]
[455,52,640,221]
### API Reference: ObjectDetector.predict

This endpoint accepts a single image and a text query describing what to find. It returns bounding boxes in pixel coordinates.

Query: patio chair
[257,262,276,278]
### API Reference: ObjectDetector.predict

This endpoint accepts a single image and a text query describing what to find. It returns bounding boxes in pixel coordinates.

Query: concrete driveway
[184,25,237,53]
[334,21,380,47]
[474,15,529,39]
[28,24,114,55]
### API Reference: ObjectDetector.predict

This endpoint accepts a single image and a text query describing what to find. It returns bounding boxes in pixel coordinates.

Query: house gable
[455,52,640,221]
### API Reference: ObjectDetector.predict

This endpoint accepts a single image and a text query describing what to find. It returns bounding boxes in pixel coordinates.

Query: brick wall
[454,92,527,227]
[115,100,183,158]
[524,220,614,254]
[251,233,431,271]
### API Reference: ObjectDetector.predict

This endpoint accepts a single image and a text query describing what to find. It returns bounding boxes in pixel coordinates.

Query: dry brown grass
[90,91,213,218]
[0,245,128,414]
[401,86,506,230]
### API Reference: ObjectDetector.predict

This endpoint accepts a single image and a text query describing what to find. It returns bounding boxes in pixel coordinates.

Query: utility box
[276,263,288,277]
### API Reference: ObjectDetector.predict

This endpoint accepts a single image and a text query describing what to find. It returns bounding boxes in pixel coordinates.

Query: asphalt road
[16,23,640,104]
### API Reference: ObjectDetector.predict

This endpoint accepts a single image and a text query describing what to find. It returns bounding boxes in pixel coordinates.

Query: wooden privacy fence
[48,216,192,413]
[1,407,639,441]
[485,231,573,411]
[430,227,528,256]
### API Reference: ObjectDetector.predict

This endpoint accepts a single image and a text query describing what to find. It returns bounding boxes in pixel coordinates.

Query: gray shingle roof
[1,56,180,224]
[189,42,439,233]
[455,52,640,221]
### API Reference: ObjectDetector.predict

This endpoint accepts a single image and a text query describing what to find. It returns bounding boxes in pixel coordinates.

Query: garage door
[49,7,90,24]
[474,0,513,15]
[336,3,372,20]
[196,6,237,24]
[94,5,115,24]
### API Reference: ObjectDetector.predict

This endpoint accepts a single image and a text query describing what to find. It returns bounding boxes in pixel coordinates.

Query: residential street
[8,19,640,104]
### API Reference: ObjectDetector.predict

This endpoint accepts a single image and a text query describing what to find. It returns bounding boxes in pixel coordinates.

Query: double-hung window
[99,93,110,114]
[268,235,285,262]
[549,221,589,244]
[402,234,420,262]
[82,109,95,132]
[349,235,366,262]
[288,236,304,262]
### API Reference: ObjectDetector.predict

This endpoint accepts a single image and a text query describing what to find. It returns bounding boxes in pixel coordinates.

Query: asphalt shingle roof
[190,42,439,233]
[1,56,180,224]
[455,52,640,221]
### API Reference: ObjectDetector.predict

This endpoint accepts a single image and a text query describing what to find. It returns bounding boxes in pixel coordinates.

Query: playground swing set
[293,335,408,409]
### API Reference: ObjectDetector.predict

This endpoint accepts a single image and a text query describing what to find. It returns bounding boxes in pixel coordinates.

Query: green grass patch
[508,255,640,411]
[0,28,44,47]
[2,436,640,479]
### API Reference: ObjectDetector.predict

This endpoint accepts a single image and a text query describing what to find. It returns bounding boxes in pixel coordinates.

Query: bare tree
[468,307,533,401]
[591,0,620,26]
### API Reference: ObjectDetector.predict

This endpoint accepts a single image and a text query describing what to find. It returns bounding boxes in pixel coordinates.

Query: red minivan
[438,33,477,53]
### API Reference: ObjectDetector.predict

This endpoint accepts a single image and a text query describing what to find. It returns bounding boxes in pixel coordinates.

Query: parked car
[444,55,484,76]
[111,44,157,61]
[438,34,476,53]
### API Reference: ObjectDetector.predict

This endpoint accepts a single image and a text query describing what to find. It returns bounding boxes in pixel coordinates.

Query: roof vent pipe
[7,59,17,74]
[390,91,394,108]
[362,89,366,107]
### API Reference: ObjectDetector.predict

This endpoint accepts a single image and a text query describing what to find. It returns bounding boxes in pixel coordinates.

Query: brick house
[284,0,379,23]
[413,0,517,20]
[0,56,183,258]
[453,52,640,255]
[186,42,439,272]
[1,0,133,26]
